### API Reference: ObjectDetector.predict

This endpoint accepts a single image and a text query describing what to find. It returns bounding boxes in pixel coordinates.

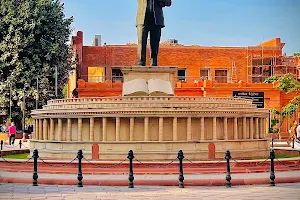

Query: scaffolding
[246,46,300,83]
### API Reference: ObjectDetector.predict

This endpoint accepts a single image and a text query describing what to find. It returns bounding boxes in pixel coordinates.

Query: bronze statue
[136,0,172,66]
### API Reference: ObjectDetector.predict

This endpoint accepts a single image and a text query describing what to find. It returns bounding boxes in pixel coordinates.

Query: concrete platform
[0,139,30,156]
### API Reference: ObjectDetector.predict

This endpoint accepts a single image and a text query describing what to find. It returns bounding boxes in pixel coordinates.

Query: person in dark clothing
[72,89,79,98]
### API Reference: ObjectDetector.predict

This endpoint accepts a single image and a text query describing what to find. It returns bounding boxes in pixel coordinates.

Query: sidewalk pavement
[1,139,30,151]
[1,170,300,186]
[0,183,299,200]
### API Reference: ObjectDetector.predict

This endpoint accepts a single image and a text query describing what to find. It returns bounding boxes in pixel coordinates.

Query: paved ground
[1,139,30,151]
[0,183,299,200]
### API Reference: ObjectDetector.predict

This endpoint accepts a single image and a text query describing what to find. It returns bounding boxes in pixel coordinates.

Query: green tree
[0,0,74,126]
[293,53,300,57]
[264,73,300,132]
[264,73,300,94]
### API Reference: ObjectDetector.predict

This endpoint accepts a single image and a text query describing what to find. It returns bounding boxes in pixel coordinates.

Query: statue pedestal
[121,66,177,89]
[121,66,178,96]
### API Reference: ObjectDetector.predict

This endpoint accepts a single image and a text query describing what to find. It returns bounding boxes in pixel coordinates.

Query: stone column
[144,117,149,141]
[50,118,54,141]
[243,117,247,139]
[262,117,266,139]
[250,117,254,139]
[43,119,48,140]
[260,118,264,139]
[255,118,259,139]
[115,117,120,141]
[67,118,72,141]
[173,117,178,141]
[212,117,217,140]
[102,117,107,141]
[187,117,192,141]
[224,117,228,140]
[38,119,43,140]
[90,117,95,142]
[234,117,238,140]
[200,117,205,140]
[58,119,62,141]
[159,117,163,141]
[130,117,134,141]
[78,118,82,141]
[34,119,38,140]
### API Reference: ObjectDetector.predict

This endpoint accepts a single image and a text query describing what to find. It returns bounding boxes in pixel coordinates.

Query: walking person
[8,122,16,146]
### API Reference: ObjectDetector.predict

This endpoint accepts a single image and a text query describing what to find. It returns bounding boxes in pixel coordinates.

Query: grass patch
[3,153,30,159]
[248,154,299,160]
[275,154,299,159]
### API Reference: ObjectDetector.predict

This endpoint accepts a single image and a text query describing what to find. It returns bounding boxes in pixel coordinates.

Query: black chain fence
[275,158,300,168]
[135,158,176,168]
[0,156,32,165]
[82,157,127,168]
[184,157,224,168]
[1,148,299,188]
[231,157,270,167]
[39,157,77,167]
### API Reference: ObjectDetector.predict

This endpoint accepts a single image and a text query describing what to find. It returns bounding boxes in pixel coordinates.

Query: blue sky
[62,0,299,55]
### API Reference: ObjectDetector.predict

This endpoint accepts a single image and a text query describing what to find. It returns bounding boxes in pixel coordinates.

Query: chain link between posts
[82,156,128,168]
[0,156,32,165]
[39,157,77,167]
[134,158,177,168]
[184,158,224,167]
[231,157,270,167]
[275,158,300,168]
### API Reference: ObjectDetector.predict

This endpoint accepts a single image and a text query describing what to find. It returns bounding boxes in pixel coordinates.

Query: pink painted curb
[1,176,300,186]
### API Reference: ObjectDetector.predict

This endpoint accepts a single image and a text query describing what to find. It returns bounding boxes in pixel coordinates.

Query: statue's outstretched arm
[158,0,172,7]
[164,0,172,7]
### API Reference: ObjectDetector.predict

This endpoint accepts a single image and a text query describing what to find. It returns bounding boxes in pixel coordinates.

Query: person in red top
[8,122,16,145]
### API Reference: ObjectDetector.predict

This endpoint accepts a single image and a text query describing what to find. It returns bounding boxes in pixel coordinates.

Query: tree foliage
[0,0,73,125]
[265,74,300,133]
[264,73,300,94]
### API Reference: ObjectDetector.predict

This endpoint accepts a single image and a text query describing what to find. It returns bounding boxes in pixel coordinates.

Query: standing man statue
[136,0,172,66]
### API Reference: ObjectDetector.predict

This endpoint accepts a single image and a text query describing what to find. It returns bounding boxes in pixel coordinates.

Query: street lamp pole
[36,78,38,109]
[9,85,12,120]
[55,66,58,99]
[22,91,25,135]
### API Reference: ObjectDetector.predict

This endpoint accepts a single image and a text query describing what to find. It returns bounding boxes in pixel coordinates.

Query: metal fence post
[271,138,274,148]
[0,140,3,150]
[269,149,275,186]
[177,150,184,188]
[128,150,134,188]
[77,150,83,187]
[292,138,295,149]
[32,149,39,186]
[225,150,232,187]
[19,140,22,149]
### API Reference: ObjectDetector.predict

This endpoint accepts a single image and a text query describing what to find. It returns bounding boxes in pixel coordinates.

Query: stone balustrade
[46,96,252,105]
[38,97,259,113]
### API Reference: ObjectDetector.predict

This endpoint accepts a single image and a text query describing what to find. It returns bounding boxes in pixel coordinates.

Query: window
[177,69,186,82]
[112,68,123,83]
[200,69,210,80]
[88,67,105,83]
[214,69,228,83]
